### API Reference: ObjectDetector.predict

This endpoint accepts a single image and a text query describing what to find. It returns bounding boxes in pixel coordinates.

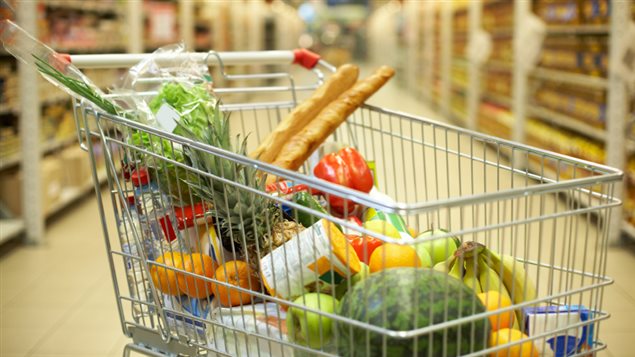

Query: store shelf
[0,136,77,171]
[482,92,512,108]
[546,25,610,35]
[46,166,107,217]
[623,221,635,240]
[531,68,608,89]
[54,46,126,54]
[45,1,119,15]
[489,27,513,37]
[0,218,25,244]
[529,106,605,142]
[452,80,468,93]
[0,104,15,115]
[484,60,512,72]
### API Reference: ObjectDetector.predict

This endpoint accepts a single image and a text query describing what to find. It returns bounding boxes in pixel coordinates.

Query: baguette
[270,66,395,173]
[250,64,359,163]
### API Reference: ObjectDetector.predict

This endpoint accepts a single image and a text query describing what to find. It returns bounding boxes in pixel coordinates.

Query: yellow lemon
[363,220,401,239]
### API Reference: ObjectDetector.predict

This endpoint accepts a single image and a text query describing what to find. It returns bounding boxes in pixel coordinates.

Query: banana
[477,255,508,296]
[448,256,464,280]
[484,249,537,305]
[463,257,483,295]
[433,256,456,274]
[478,255,522,327]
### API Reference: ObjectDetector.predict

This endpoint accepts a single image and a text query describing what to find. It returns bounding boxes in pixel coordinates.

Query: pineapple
[181,102,303,273]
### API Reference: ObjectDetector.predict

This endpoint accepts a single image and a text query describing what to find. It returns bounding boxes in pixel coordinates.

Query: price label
[156,103,179,133]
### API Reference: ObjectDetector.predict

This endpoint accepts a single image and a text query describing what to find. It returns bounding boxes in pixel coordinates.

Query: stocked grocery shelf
[482,92,512,108]
[44,1,120,15]
[46,166,107,217]
[0,136,77,171]
[0,104,14,115]
[623,221,635,239]
[0,218,25,244]
[483,60,512,72]
[546,25,610,35]
[531,68,608,89]
[528,106,605,142]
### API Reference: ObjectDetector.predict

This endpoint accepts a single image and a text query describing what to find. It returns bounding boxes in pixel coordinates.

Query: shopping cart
[61,50,622,357]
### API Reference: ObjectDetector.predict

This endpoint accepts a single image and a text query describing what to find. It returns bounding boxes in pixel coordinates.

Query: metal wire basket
[67,50,621,357]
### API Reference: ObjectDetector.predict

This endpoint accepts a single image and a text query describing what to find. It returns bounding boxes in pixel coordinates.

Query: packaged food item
[130,167,177,260]
[523,305,594,356]
[118,195,153,318]
[259,219,361,300]
[208,303,292,357]
[362,188,412,240]
[163,294,215,341]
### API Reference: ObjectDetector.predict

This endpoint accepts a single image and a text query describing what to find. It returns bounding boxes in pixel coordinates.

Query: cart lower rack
[62,50,621,357]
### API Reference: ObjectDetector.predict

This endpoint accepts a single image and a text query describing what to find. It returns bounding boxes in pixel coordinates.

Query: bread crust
[250,64,359,163]
[271,65,395,173]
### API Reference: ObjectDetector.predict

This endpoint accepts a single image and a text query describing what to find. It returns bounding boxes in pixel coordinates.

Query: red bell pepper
[313,147,373,214]
[337,147,373,193]
[313,153,355,214]
[346,234,383,265]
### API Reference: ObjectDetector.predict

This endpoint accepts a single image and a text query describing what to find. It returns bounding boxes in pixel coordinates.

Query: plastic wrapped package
[208,303,292,357]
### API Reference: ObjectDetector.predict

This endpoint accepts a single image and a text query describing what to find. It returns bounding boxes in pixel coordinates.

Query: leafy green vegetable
[149,82,217,139]
[132,81,220,206]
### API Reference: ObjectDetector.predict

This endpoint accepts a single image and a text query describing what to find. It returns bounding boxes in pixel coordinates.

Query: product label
[156,103,180,133]
[524,305,593,357]
[259,219,358,299]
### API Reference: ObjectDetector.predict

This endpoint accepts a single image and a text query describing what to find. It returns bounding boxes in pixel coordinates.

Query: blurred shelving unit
[1,0,127,244]
[406,0,634,243]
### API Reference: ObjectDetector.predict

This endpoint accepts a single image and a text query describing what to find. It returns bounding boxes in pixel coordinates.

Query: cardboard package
[61,146,91,188]
[0,156,63,216]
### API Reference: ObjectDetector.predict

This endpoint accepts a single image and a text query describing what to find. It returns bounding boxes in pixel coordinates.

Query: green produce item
[292,192,342,231]
[287,293,339,349]
[337,268,490,356]
[132,82,219,205]
[416,229,460,265]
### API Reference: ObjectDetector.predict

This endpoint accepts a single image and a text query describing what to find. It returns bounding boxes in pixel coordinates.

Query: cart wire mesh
[69,52,621,357]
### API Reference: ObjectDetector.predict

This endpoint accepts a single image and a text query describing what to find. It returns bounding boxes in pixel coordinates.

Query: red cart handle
[293,48,321,69]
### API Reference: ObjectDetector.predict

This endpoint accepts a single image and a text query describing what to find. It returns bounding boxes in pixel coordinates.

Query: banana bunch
[433,241,538,325]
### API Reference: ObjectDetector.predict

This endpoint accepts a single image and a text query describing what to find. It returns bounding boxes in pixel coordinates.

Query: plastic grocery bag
[0,20,124,116]
[113,44,220,206]
[208,303,293,357]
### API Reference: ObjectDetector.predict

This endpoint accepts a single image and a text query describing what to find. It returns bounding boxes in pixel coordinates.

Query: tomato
[346,234,383,265]
[337,147,373,193]
[313,153,354,213]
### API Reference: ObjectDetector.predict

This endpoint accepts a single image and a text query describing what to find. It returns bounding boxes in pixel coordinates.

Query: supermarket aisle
[1,82,634,357]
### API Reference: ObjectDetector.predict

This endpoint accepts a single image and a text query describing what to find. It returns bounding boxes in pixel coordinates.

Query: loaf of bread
[270,65,395,173]
[250,64,359,163]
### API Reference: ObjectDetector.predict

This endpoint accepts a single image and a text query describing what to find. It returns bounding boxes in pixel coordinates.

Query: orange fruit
[489,328,539,357]
[368,243,421,273]
[477,291,515,331]
[150,252,184,296]
[213,260,260,307]
[177,253,218,299]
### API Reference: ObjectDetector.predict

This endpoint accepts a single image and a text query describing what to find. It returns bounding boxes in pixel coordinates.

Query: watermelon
[337,268,490,356]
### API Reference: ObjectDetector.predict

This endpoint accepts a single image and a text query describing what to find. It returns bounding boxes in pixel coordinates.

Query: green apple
[416,229,459,265]
[286,293,339,349]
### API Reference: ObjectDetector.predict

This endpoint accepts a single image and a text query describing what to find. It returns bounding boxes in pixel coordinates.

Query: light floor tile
[30,326,121,356]
[0,327,50,355]
[0,306,67,330]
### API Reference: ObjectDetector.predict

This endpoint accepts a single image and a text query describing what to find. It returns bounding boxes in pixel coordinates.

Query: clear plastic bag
[113,44,219,206]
